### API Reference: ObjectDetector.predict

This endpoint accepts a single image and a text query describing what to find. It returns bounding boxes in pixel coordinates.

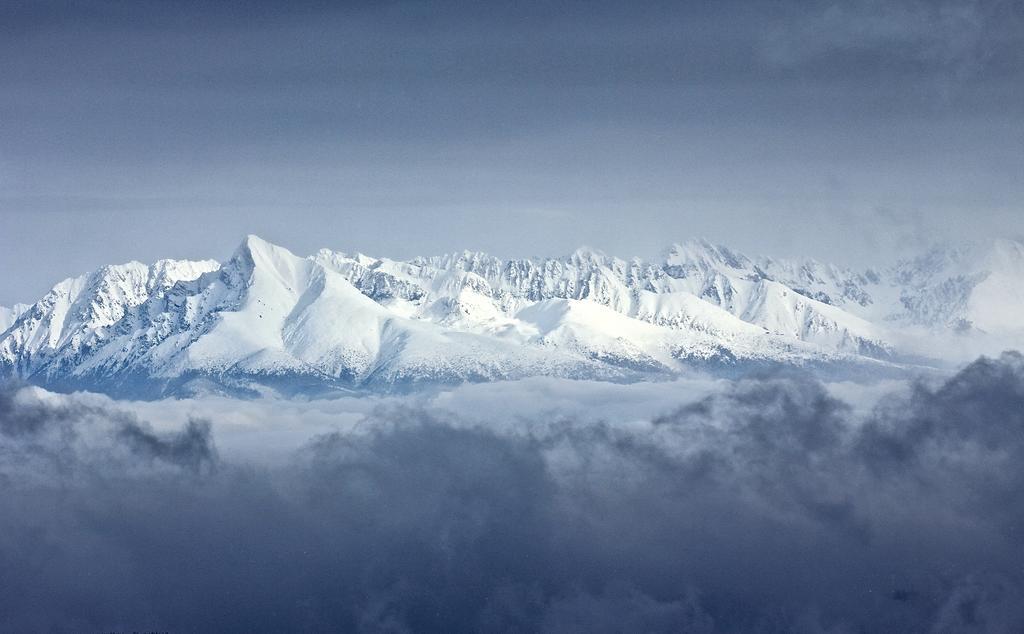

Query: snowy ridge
[0,303,30,333]
[1,234,1022,398]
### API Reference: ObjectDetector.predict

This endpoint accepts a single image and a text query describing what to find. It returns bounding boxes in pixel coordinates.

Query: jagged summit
[664,238,750,268]
[1,234,1021,399]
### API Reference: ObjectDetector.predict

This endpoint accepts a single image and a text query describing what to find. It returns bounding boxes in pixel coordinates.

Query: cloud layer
[2,354,1024,631]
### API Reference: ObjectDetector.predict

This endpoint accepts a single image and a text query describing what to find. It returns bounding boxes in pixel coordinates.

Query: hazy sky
[1,0,1022,304]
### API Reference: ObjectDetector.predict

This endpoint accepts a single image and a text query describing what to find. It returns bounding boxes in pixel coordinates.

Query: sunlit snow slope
[2,234,1021,398]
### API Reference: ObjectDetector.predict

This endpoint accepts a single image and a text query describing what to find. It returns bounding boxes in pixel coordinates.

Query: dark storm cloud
[0,382,218,482]
[118,418,218,472]
[2,354,1024,631]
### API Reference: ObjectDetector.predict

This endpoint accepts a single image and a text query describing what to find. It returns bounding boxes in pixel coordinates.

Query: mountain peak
[237,233,285,256]
[5,234,1019,398]
[989,237,1024,263]
[663,238,751,270]
[568,246,606,261]
[231,235,304,268]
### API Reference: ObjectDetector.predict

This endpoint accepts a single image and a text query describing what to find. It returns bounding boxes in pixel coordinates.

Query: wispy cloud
[760,0,1009,83]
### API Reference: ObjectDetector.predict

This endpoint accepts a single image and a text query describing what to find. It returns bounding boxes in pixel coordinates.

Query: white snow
[0,303,30,333]
[2,234,1020,396]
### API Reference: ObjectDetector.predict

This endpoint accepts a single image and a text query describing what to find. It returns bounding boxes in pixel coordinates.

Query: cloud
[118,418,218,473]
[1,354,1024,630]
[759,0,1003,77]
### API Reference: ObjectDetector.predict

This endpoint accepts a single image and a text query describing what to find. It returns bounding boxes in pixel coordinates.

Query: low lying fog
[3,354,1023,632]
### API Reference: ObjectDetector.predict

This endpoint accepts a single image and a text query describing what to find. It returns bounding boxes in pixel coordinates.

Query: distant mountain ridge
[2,235,1022,398]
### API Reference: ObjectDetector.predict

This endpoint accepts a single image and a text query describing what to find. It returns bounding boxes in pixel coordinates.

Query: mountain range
[2,235,1022,398]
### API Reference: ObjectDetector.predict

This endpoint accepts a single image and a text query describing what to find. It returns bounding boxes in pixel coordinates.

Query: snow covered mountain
[0,303,29,333]
[1,235,1021,398]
